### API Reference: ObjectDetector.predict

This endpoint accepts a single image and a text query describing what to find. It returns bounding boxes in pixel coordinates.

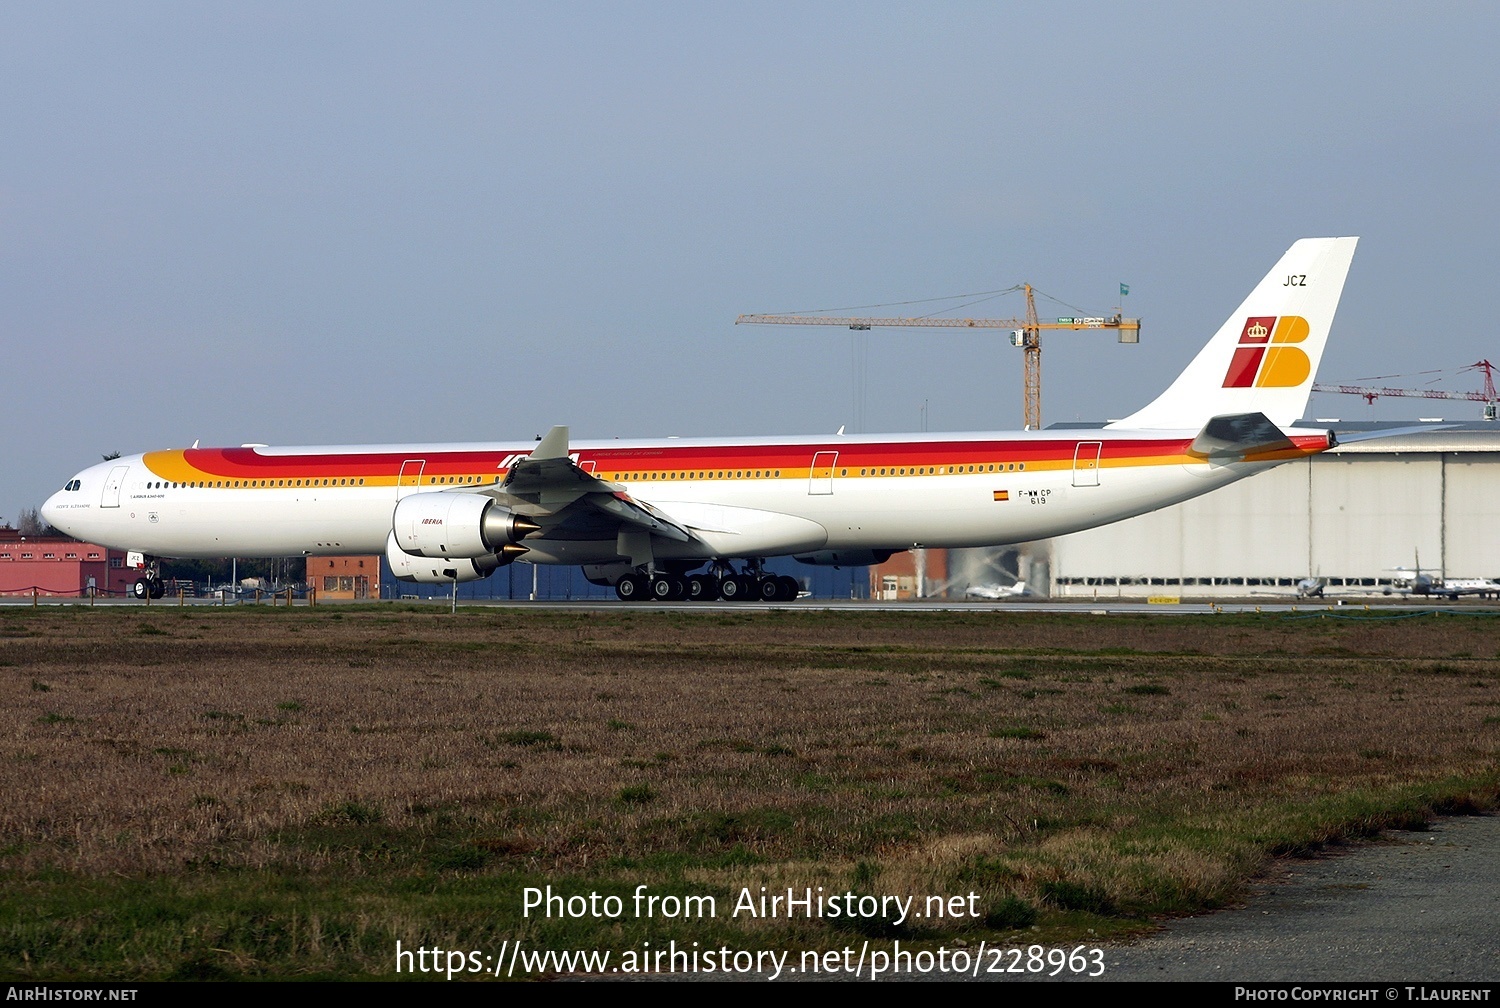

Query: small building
[0,530,136,597]
[871,548,948,600]
[307,555,380,600]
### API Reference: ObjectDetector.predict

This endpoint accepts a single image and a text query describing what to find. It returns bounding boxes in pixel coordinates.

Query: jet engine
[391,491,540,559]
[386,531,527,583]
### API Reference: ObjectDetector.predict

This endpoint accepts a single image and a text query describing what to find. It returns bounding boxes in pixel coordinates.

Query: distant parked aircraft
[965,581,1029,600]
[1295,576,1326,599]
[1385,558,1500,600]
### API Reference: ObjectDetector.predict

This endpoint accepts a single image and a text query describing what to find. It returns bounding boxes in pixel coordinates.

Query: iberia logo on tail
[1222,316,1311,388]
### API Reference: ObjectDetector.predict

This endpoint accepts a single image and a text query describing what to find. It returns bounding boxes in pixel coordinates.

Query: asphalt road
[1023,814,1500,983]
[622,817,1500,983]
[8,597,1497,617]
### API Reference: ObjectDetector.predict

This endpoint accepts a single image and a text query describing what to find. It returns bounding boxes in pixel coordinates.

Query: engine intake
[392,491,540,559]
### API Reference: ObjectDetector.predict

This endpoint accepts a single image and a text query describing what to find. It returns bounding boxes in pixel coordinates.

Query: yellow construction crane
[737,284,1140,430]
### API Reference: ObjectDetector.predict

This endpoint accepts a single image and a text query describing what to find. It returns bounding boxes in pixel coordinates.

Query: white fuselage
[42,429,1321,565]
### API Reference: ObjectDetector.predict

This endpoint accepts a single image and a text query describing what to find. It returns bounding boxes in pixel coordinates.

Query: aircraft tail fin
[1108,237,1358,430]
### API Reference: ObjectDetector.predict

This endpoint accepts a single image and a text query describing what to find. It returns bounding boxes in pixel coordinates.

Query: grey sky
[4,2,1497,521]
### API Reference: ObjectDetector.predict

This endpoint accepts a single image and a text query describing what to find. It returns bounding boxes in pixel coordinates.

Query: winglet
[530,425,570,460]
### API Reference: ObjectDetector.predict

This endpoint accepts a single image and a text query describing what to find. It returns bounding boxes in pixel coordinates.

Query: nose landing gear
[132,565,165,600]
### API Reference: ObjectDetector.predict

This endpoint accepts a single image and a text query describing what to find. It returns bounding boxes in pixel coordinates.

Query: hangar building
[1042,422,1500,599]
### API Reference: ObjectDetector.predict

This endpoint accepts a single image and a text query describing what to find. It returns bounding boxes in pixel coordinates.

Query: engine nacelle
[392,491,539,559]
[386,531,507,583]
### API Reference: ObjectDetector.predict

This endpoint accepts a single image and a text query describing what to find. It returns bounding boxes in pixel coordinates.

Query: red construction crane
[1311,360,1498,421]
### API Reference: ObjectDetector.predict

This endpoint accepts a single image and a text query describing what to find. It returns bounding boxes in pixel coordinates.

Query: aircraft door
[809,451,838,495]
[100,465,130,508]
[397,460,426,499]
[1071,442,1102,487]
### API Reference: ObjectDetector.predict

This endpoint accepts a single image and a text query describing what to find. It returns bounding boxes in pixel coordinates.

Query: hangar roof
[1048,420,1500,454]
[1313,420,1500,455]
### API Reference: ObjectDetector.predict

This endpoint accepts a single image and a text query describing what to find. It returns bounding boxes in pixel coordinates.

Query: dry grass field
[1,604,1497,979]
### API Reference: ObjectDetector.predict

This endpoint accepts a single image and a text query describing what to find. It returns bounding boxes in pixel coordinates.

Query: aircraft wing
[479,425,694,543]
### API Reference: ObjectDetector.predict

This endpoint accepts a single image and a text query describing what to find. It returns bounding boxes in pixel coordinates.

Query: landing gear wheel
[615,573,647,601]
[729,574,758,601]
[686,574,718,601]
[149,580,165,599]
[776,575,800,602]
[756,576,782,602]
[133,579,150,600]
[718,575,744,601]
[649,575,686,602]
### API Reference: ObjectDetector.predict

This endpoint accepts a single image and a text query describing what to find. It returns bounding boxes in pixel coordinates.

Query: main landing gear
[613,560,800,603]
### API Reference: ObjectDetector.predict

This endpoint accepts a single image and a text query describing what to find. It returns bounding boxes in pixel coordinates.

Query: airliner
[43,237,1358,602]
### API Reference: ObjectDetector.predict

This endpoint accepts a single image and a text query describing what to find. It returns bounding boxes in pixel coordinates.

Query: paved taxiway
[1012,815,1500,983]
[662,817,1500,983]
[6,597,1497,618]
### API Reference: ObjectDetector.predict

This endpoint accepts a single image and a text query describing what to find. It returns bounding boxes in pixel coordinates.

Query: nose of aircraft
[40,469,88,536]
[40,487,67,531]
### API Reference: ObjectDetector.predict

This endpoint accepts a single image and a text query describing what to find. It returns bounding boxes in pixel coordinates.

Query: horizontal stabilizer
[1331,423,1458,444]
[1188,412,1295,460]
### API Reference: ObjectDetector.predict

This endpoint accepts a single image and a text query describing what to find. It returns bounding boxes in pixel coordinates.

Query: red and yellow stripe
[139,434,1328,489]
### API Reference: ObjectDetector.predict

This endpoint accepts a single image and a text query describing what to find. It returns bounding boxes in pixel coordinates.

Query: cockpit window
[64,479,81,491]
